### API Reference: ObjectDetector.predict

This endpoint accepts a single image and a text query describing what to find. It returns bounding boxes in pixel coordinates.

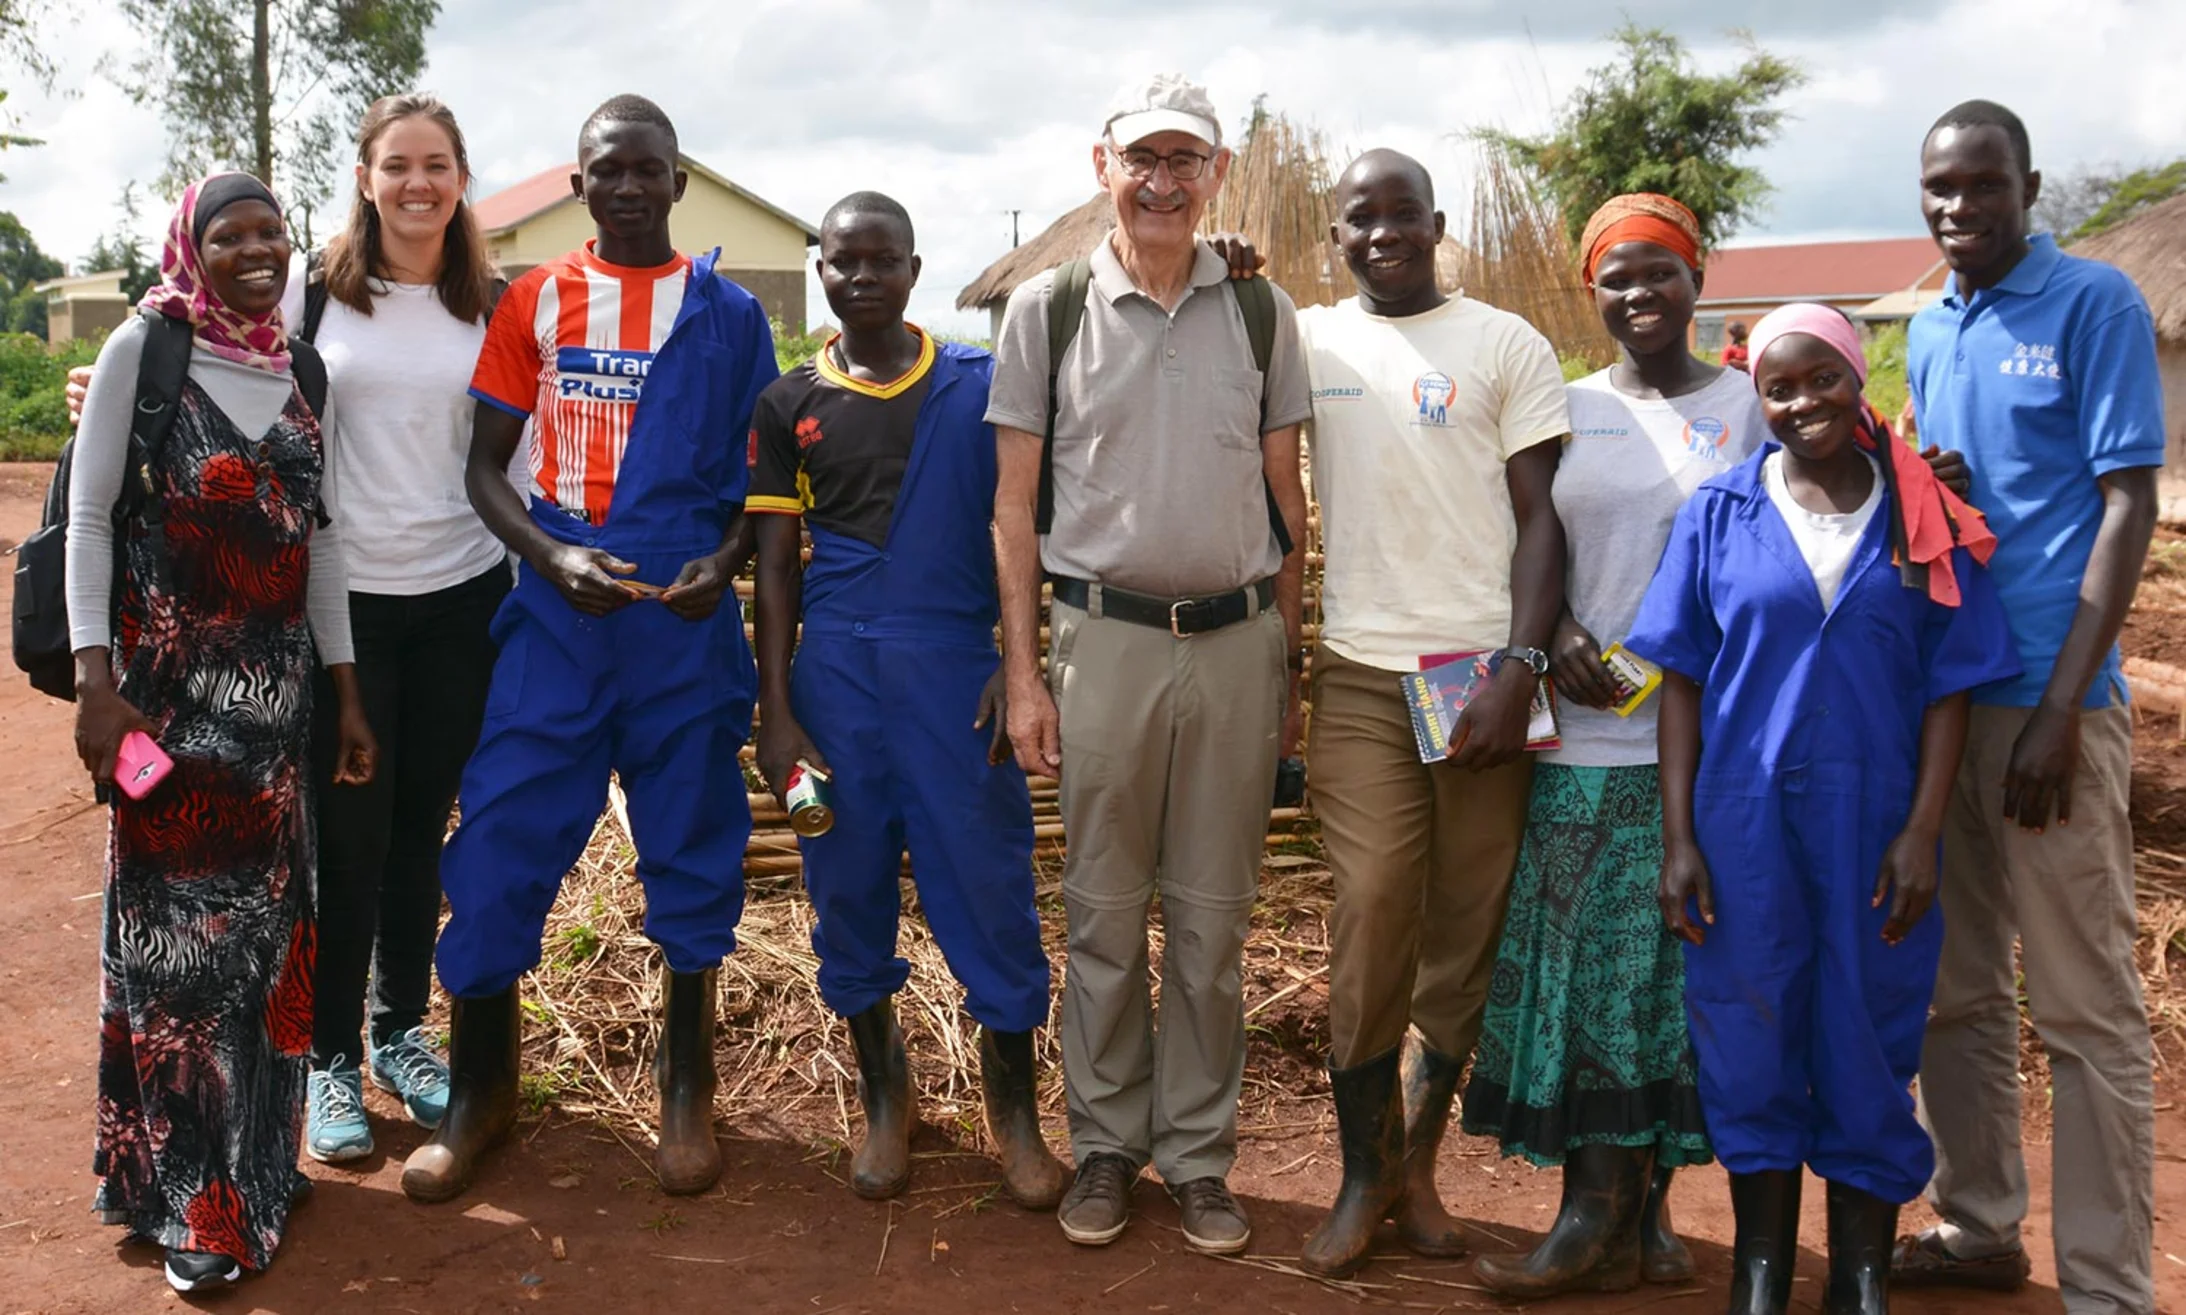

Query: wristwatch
[1493,645,1550,677]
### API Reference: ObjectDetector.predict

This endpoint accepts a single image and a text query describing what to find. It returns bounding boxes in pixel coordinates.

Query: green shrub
[772,320,827,373]
[1863,321,1911,430]
[0,332,99,463]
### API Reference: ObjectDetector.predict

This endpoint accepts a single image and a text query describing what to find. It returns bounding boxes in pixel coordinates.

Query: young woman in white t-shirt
[77,95,510,1163]
[1461,194,1759,1298]
[281,94,511,1163]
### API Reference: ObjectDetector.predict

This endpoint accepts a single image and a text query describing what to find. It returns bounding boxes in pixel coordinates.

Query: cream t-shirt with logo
[1300,295,1572,672]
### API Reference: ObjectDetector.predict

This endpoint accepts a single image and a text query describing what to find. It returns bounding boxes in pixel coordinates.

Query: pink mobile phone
[114,730,174,800]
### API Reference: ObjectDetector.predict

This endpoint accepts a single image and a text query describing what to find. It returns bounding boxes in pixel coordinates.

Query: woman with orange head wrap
[1461,193,1764,1299]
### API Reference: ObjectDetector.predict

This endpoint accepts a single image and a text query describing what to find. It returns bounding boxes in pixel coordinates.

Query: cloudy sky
[7,0,2185,337]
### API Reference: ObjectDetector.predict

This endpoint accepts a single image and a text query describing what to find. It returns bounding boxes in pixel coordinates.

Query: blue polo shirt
[1908,234,2166,708]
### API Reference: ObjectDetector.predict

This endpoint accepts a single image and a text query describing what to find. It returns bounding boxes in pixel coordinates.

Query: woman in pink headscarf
[67,172,375,1295]
[1621,303,2017,1314]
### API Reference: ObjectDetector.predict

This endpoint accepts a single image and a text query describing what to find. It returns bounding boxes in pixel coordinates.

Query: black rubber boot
[1727,1170,1803,1314]
[846,999,912,1199]
[1391,1041,1469,1257]
[1822,1181,1898,1314]
[1641,1160,1696,1282]
[654,966,722,1195]
[1301,1046,1405,1277]
[400,986,520,1204]
[1473,1145,1648,1298]
[980,1027,1066,1209]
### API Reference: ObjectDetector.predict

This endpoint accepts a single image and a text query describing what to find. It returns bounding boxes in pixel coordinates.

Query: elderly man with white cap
[987,73,1312,1253]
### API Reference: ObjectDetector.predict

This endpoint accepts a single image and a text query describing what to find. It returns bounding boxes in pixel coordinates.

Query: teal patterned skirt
[1460,763,1712,1167]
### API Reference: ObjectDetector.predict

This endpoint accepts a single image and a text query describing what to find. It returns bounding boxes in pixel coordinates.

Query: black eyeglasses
[1109,144,1214,181]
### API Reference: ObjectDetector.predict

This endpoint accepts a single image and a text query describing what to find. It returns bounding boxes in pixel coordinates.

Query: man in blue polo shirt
[1895,100,2164,1315]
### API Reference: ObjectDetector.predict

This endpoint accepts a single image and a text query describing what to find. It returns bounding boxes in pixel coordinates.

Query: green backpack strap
[1036,259,1091,536]
[1035,263,1294,561]
[1228,274,1295,559]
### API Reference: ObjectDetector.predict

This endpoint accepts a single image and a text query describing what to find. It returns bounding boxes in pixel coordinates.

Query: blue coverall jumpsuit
[1625,446,2021,1202]
[786,343,1050,1032]
[435,251,778,999]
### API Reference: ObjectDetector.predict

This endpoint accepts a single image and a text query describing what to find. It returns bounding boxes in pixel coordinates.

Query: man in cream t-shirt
[1286,148,1571,1277]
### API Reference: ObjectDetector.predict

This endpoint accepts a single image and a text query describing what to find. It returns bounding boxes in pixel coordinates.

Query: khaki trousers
[1309,645,1533,1070]
[1917,704,2153,1315]
[1050,596,1285,1184]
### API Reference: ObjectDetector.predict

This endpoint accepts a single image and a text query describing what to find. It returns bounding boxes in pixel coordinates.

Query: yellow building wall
[487,176,809,273]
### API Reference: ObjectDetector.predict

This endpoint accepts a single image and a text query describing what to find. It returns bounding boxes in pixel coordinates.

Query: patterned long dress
[1460,763,1712,1168]
[91,377,322,1269]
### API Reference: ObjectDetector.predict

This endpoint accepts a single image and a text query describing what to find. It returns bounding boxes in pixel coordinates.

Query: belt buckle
[1170,599,1189,637]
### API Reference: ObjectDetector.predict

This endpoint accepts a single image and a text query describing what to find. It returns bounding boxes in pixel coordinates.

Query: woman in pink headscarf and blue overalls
[1624,303,2021,1315]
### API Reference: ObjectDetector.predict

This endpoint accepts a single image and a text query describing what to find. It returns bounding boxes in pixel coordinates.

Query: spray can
[783,760,835,837]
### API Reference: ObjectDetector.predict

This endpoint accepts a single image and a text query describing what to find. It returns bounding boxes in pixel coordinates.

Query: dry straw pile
[520,791,1335,1160]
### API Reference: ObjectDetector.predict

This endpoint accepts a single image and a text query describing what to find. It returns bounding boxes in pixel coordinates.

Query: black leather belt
[1048,575,1275,637]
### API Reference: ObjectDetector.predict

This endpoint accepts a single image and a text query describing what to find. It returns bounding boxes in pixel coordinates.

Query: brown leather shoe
[1890,1227,2031,1293]
[401,987,520,1204]
[654,966,722,1195]
[1171,1176,1252,1255]
[1058,1153,1137,1246]
[979,1028,1066,1210]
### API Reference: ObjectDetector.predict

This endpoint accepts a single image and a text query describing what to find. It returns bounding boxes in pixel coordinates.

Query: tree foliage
[0,211,61,336]
[0,0,58,181]
[115,0,438,205]
[0,0,56,89]
[79,184,161,304]
[2032,162,2125,241]
[1479,25,1806,252]
[2070,159,2186,242]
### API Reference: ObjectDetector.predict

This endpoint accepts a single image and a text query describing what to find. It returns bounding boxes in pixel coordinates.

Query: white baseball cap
[1103,73,1221,149]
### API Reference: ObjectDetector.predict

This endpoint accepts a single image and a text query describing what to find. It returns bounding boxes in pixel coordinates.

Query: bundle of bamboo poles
[1201,109,1352,311]
[1451,143,1608,369]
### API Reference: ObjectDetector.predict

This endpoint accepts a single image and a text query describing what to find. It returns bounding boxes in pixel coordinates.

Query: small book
[1601,643,1664,718]
[1402,653,1560,763]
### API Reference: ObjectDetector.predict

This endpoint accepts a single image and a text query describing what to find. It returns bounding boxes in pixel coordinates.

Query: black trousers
[310,563,510,1068]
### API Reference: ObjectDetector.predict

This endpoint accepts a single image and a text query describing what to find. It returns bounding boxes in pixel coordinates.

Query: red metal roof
[471,163,578,234]
[1701,237,1946,304]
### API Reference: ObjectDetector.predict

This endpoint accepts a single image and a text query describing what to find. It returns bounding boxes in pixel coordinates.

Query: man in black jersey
[749,193,1064,1210]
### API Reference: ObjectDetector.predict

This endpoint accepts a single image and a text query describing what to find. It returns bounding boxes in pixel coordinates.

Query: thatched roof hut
[956,195,1115,328]
[2071,191,2186,342]
[955,194,1468,337]
[958,108,1365,338]
[2070,193,2186,518]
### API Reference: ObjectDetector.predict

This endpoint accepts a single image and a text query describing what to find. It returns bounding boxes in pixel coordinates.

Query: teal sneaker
[369,1027,451,1129]
[306,1058,373,1162]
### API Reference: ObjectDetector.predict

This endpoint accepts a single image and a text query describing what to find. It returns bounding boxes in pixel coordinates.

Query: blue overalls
[435,251,778,999]
[789,344,1049,1032]
[1624,446,2020,1203]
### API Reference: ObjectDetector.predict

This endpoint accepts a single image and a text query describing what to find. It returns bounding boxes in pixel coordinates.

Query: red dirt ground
[1,463,2181,1314]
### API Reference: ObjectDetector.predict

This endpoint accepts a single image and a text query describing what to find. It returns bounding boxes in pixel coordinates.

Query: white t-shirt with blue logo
[1547,366,1766,767]
[1300,295,1571,672]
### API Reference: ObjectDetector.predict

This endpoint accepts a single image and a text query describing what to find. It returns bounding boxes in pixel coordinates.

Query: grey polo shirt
[986,236,1312,598]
